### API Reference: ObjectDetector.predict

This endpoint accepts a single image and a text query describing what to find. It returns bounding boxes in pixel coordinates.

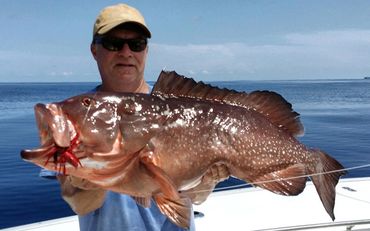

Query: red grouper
[21,71,346,229]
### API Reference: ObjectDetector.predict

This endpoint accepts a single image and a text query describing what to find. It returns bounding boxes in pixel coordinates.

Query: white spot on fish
[135,103,142,112]
[230,126,238,134]
[183,108,197,120]
[176,119,186,126]
[161,104,171,116]
[213,115,221,125]
[157,95,166,101]
[106,115,120,125]
[168,118,186,128]
[92,108,107,117]
[91,128,99,133]
[80,159,108,169]
[103,96,121,104]
[151,124,159,129]
[53,115,67,133]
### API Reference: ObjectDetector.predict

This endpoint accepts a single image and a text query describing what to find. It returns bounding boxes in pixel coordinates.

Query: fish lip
[21,103,78,162]
[20,143,54,161]
[20,149,31,160]
[35,103,74,148]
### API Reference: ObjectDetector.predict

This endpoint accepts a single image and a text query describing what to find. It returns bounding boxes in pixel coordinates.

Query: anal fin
[182,163,230,204]
[253,164,307,196]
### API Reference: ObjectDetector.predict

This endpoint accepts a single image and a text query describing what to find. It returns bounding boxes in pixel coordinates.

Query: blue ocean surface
[0,79,370,228]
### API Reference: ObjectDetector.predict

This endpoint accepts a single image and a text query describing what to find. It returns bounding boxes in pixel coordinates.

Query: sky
[1,0,370,82]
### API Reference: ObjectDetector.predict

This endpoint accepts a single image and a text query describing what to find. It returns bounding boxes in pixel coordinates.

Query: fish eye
[82,97,93,107]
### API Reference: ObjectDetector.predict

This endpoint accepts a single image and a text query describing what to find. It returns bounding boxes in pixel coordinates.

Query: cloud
[147,29,370,80]
[0,50,98,82]
[285,30,370,46]
[49,71,74,77]
[2,29,369,82]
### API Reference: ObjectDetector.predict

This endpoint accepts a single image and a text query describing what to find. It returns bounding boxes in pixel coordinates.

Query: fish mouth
[21,103,80,172]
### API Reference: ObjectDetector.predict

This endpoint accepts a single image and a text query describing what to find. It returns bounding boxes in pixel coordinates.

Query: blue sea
[1,79,370,229]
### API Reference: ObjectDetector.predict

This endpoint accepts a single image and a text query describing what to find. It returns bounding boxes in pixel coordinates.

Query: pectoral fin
[140,156,180,199]
[132,196,151,208]
[140,156,192,228]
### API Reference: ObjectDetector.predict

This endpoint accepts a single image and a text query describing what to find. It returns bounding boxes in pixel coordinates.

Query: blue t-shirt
[40,170,195,231]
[79,191,195,231]
[40,85,196,230]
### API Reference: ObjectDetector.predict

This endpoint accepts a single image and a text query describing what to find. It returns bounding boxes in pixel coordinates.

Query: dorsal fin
[152,71,304,137]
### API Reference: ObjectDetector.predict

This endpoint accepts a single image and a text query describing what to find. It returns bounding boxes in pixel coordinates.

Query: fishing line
[186,163,370,193]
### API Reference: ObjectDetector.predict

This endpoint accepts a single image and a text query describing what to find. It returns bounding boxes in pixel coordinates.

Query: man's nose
[118,43,132,57]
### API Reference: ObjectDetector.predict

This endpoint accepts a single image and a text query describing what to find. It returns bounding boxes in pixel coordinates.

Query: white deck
[3,177,370,231]
[194,177,370,230]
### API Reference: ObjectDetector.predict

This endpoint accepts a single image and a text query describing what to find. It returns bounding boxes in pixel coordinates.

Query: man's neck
[100,78,150,94]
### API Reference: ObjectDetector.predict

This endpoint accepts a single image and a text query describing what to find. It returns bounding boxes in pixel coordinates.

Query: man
[56,3,196,231]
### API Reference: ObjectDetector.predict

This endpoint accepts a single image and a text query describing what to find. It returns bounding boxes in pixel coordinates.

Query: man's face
[91,28,148,92]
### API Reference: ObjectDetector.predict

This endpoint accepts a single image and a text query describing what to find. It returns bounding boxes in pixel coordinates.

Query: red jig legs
[44,134,82,175]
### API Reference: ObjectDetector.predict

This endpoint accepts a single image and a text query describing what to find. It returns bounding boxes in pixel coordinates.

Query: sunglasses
[94,36,148,52]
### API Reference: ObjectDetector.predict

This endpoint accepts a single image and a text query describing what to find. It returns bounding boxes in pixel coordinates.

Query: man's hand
[57,175,100,190]
[57,175,106,215]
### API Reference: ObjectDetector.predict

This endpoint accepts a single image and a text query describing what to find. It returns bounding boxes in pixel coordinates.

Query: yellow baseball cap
[93,3,151,38]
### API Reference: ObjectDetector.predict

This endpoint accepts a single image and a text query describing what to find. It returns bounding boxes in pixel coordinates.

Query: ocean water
[1,79,370,228]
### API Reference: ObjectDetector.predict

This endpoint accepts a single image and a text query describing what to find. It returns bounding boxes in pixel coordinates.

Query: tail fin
[309,150,346,220]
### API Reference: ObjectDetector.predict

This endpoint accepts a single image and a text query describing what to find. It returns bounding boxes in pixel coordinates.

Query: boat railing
[254,219,370,231]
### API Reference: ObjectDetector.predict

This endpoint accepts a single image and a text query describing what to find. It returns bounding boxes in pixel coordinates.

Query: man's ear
[91,44,97,60]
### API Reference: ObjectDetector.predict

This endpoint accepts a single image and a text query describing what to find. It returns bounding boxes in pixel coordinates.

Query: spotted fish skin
[21,71,346,228]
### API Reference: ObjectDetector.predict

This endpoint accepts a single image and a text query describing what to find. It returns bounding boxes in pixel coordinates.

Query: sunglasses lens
[128,39,147,52]
[95,37,147,52]
[101,37,123,51]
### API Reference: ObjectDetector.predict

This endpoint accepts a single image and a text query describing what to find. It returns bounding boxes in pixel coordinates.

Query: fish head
[20,102,75,165]
[21,92,121,165]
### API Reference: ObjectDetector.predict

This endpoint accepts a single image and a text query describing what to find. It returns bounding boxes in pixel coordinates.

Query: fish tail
[309,150,346,220]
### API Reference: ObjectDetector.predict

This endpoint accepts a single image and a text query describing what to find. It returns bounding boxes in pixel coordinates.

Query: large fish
[21,71,346,228]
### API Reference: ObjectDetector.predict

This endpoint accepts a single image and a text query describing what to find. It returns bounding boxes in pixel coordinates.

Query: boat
[194,177,370,230]
[3,177,370,231]
[364,77,370,80]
